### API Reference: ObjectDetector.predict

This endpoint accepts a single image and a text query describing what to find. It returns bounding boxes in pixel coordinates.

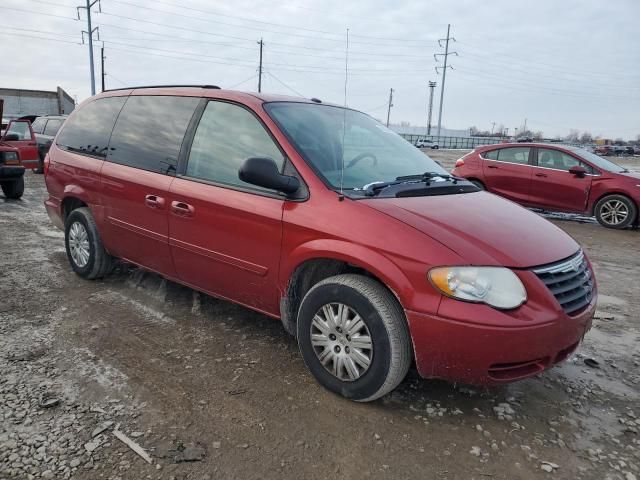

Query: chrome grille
[533,251,594,315]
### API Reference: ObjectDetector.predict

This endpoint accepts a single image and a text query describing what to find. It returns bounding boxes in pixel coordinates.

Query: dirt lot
[1,171,639,480]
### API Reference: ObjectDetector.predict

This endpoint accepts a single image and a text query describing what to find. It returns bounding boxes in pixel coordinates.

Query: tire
[432,145,439,149]
[297,274,412,402]
[594,194,637,229]
[64,207,113,279]
[469,179,485,190]
[1,177,24,199]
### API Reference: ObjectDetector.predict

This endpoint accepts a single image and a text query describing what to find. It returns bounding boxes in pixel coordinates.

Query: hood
[363,191,580,268]
[619,170,640,181]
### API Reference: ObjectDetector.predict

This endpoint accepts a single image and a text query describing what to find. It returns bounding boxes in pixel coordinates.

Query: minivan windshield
[567,146,628,173]
[265,102,448,192]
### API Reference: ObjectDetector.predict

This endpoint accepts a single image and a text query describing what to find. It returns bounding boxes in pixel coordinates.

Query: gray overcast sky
[2,0,639,138]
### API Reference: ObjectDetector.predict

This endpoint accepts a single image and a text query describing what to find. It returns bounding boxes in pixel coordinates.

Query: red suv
[44,87,596,401]
[452,143,640,229]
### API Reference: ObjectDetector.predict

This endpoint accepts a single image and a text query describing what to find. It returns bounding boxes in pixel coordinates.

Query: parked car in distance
[415,138,439,149]
[0,119,40,171]
[45,86,596,401]
[594,145,612,156]
[516,136,533,143]
[0,142,24,199]
[30,115,67,173]
[452,143,640,229]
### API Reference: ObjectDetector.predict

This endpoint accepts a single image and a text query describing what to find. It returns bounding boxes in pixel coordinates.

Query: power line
[105,0,437,46]
[265,71,304,97]
[228,74,258,90]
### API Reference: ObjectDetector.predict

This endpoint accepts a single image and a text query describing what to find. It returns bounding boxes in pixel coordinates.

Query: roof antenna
[339,27,349,201]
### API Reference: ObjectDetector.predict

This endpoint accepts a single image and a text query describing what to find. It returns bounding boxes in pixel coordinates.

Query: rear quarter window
[482,149,499,160]
[107,95,199,174]
[56,97,127,158]
[31,117,47,134]
[43,119,64,136]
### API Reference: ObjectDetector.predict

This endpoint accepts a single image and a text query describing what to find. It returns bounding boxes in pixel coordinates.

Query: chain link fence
[399,134,503,149]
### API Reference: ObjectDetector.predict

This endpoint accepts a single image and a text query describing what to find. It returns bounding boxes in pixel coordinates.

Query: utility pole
[257,38,264,93]
[491,122,496,135]
[434,24,457,139]
[77,0,101,96]
[523,118,527,134]
[386,88,394,127]
[101,46,106,92]
[427,81,437,135]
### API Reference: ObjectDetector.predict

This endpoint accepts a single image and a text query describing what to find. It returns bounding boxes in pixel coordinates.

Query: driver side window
[538,148,594,173]
[6,121,33,140]
[185,101,285,191]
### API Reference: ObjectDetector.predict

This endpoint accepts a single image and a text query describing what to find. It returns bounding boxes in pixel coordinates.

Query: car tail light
[44,153,50,176]
[455,158,465,167]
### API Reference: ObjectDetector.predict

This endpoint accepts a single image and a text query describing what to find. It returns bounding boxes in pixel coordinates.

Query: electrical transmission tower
[386,88,394,127]
[427,81,437,135]
[434,24,457,138]
[77,0,101,96]
[257,39,264,93]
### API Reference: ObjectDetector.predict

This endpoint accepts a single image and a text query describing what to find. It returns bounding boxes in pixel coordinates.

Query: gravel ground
[0,172,639,480]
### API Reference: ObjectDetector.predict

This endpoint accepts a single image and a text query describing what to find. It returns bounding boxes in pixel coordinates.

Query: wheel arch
[279,241,412,338]
[589,191,638,217]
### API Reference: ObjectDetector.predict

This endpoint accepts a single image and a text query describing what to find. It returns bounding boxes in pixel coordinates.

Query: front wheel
[297,274,412,402]
[1,177,24,199]
[594,194,637,229]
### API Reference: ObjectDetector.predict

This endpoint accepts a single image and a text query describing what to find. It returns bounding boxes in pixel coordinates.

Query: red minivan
[452,143,640,229]
[44,86,596,401]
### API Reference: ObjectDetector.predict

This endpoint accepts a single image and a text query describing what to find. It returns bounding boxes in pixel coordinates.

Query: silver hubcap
[68,221,90,267]
[600,200,629,226]
[310,303,373,382]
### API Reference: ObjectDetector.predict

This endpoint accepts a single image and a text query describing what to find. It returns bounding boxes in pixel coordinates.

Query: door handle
[145,194,165,209]
[171,201,194,217]
[487,165,498,169]
[535,173,548,177]
[28,142,37,146]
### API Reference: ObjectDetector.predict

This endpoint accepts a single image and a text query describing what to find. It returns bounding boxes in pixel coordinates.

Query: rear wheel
[297,274,412,402]
[594,194,637,229]
[1,177,24,199]
[65,207,113,279]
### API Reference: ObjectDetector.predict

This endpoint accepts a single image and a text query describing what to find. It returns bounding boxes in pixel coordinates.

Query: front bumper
[0,165,25,179]
[406,296,595,385]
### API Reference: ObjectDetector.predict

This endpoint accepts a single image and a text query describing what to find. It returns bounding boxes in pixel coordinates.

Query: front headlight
[1,151,19,162]
[429,266,527,310]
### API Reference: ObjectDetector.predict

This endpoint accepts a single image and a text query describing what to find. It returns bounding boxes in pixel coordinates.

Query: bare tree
[580,132,593,144]
[565,129,580,142]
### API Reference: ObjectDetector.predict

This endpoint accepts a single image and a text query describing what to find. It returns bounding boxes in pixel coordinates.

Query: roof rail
[103,84,221,92]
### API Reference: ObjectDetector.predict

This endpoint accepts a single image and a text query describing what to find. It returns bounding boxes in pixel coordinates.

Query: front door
[482,146,533,204]
[529,148,592,213]
[2,120,39,169]
[169,100,287,316]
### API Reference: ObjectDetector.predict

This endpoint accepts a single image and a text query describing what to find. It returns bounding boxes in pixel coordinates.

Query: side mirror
[3,133,20,141]
[569,165,586,178]
[239,157,300,195]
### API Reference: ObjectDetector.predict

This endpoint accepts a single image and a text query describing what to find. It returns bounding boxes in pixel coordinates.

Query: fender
[280,238,415,308]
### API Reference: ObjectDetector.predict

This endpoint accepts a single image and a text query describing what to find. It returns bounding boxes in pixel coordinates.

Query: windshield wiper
[360,172,459,197]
